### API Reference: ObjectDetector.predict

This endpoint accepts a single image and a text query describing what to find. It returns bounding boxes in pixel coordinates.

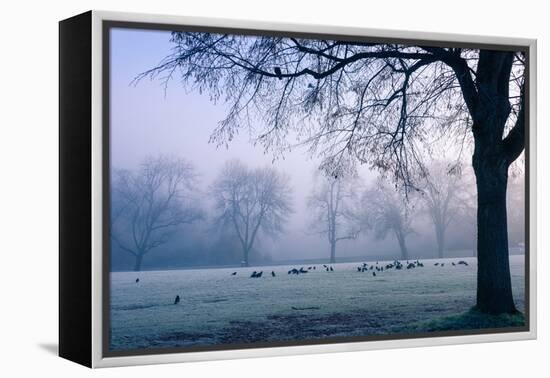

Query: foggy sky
[110,28,524,266]
[111,27,381,261]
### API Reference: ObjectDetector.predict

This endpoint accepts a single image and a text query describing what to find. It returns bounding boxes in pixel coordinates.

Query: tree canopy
[138,33,524,188]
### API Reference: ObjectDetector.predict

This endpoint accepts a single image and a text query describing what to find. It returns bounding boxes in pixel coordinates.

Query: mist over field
[109,29,525,272]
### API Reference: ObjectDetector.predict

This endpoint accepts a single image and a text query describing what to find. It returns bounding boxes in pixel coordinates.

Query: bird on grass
[174,295,180,305]
[135,278,139,283]
[372,272,376,277]
[271,271,276,277]
[231,272,237,276]
[330,266,334,272]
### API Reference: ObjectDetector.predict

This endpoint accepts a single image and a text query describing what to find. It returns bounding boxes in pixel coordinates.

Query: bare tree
[421,161,464,258]
[211,160,292,267]
[138,34,526,313]
[361,180,415,260]
[307,173,361,263]
[111,156,203,271]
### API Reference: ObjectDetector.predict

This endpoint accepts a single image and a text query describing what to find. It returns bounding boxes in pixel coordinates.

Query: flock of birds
[134,259,471,305]
[246,264,336,278]
[229,259,470,279]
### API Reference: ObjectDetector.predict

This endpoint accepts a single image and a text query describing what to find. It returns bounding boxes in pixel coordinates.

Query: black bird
[323,264,328,268]
[308,267,312,270]
[372,272,376,277]
[357,267,362,272]
[174,295,180,305]
[271,271,276,277]
[274,66,283,80]
[452,262,456,266]
[434,263,439,266]
[256,271,263,278]
[231,272,237,276]
[313,266,316,270]
[330,266,334,272]
[288,270,292,274]
[299,267,308,273]
[135,278,140,283]
[458,260,469,266]
[250,271,258,278]
[441,263,445,267]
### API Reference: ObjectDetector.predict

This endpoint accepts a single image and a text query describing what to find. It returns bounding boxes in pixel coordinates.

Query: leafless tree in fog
[211,160,292,267]
[307,173,361,263]
[111,156,203,271]
[420,161,464,258]
[361,180,415,260]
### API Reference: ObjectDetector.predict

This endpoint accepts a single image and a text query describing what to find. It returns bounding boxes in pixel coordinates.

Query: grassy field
[110,255,525,351]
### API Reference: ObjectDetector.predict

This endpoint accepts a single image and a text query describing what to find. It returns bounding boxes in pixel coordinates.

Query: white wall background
[0,0,546,376]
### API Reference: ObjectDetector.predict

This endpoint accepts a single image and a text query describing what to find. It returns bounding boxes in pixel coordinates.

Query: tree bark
[330,241,336,264]
[133,253,144,272]
[473,151,516,314]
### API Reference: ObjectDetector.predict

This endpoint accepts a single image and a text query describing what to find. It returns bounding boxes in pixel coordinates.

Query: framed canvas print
[59,10,537,368]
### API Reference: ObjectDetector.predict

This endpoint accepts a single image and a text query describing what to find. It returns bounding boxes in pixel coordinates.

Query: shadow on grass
[393,307,525,333]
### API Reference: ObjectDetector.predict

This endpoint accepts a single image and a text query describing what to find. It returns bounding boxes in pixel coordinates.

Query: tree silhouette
[111,156,203,271]
[421,161,464,258]
[211,160,292,266]
[307,173,360,263]
[361,180,415,260]
[138,32,526,314]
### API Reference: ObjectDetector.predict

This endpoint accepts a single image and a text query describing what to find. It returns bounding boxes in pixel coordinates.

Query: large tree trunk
[473,153,516,314]
[133,253,144,272]
[330,241,336,264]
[467,50,518,314]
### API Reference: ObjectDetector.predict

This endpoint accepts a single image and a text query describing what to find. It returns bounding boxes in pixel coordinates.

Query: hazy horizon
[109,28,525,271]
